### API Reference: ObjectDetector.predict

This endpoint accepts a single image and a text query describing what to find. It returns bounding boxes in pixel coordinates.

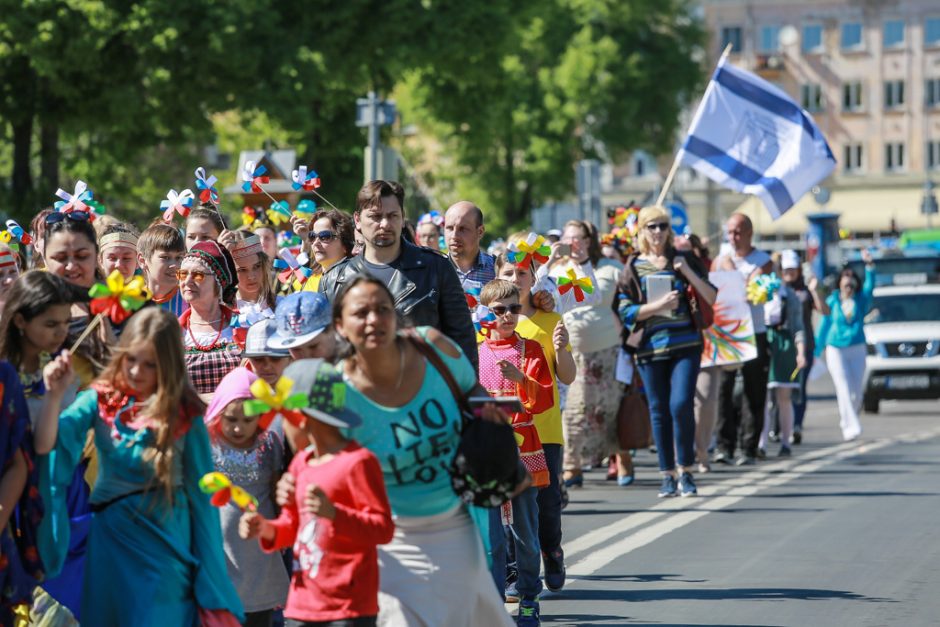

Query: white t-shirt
[730,248,772,333]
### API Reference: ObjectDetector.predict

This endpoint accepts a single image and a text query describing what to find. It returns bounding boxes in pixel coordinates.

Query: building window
[843,81,864,112]
[926,18,940,46]
[884,80,905,109]
[759,25,781,52]
[721,26,743,53]
[928,78,940,108]
[801,84,823,112]
[842,22,864,50]
[927,141,940,170]
[885,143,905,171]
[844,144,864,173]
[802,24,824,53]
[883,20,905,48]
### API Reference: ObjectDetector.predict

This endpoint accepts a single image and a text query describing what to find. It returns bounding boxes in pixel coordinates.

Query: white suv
[862,284,940,413]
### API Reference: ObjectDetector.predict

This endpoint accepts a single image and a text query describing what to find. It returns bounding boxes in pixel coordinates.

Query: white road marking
[564,428,940,579]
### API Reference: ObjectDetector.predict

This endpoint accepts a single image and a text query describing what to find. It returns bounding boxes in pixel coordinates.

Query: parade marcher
[267,291,338,361]
[416,212,444,251]
[301,209,356,293]
[98,224,140,282]
[242,359,394,627]
[29,209,55,270]
[289,275,514,626]
[138,222,188,317]
[242,319,290,386]
[815,250,876,441]
[495,253,575,593]
[548,220,625,487]
[445,201,496,287]
[35,308,245,625]
[0,245,21,310]
[205,367,290,627]
[230,234,277,311]
[178,240,241,395]
[318,180,477,371]
[616,206,716,497]
[185,205,225,250]
[711,213,773,466]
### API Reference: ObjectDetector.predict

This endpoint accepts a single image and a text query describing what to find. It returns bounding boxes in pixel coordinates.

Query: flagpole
[655,43,734,208]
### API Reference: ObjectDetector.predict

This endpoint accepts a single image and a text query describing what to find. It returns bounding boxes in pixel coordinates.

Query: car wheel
[863,396,880,414]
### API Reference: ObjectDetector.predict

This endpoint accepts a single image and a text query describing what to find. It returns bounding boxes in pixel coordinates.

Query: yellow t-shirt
[516,311,569,445]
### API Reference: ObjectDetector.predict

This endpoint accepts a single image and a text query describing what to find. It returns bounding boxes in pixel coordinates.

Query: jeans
[717,332,769,457]
[487,507,507,598]
[507,487,542,599]
[537,444,563,556]
[637,348,700,471]
[794,355,813,429]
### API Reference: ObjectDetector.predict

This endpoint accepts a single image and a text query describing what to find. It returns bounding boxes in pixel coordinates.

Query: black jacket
[319,239,478,371]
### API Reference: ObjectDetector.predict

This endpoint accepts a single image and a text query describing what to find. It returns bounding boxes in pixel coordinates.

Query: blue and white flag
[677,58,835,220]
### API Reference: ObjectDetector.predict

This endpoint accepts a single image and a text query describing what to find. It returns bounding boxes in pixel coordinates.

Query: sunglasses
[45,211,90,225]
[646,222,670,232]
[309,230,337,243]
[176,269,208,283]
[490,304,523,316]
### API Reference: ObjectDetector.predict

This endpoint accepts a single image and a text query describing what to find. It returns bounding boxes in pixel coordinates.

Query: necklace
[186,321,225,352]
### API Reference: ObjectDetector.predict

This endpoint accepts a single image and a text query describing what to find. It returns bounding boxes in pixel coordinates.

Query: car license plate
[886,375,930,390]
[892,272,927,286]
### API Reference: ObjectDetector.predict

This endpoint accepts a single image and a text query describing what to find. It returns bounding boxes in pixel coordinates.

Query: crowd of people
[0,175,877,627]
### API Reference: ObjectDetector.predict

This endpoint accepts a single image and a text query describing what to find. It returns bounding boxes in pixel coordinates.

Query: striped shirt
[616,259,702,363]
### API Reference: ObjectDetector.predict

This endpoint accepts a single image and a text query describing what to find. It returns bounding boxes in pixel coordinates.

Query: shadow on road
[561,586,894,604]
[755,491,940,498]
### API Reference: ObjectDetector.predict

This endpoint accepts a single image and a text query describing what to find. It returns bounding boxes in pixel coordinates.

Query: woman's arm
[808,276,829,315]
[675,256,717,305]
[0,450,27,531]
[35,352,75,454]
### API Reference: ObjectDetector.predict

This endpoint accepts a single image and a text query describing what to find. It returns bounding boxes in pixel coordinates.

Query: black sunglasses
[309,230,336,243]
[45,211,90,225]
[646,222,670,232]
[490,304,523,316]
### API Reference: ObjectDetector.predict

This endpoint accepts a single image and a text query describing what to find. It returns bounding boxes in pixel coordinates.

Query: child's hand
[552,321,569,352]
[531,290,555,312]
[275,471,296,507]
[42,351,74,398]
[218,229,240,250]
[239,511,266,540]
[497,360,525,383]
[303,484,336,520]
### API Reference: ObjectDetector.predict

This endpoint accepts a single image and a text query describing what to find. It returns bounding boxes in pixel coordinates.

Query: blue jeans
[507,486,542,600]
[537,443,563,556]
[638,348,700,471]
[794,355,812,429]
[487,507,507,597]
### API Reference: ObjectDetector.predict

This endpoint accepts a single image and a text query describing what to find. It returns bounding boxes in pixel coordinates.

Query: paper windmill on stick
[295,199,317,220]
[291,165,321,191]
[557,268,595,303]
[71,271,152,352]
[465,284,482,309]
[231,303,275,330]
[273,248,312,287]
[194,167,220,206]
[244,376,309,429]
[0,220,31,252]
[161,189,195,222]
[54,180,93,214]
[746,273,782,305]
[199,472,258,512]
[506,233,551,269]
[241,161,270,193]
[473,305,497,336]
[267,201,292,226]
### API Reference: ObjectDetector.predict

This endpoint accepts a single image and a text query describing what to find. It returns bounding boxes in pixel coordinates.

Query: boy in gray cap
[243,318,291,385]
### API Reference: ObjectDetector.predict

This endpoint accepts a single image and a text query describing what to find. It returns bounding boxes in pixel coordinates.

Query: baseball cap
[781,249,801,271]
[267,292,331,350]
[547,229,562,238]
[244,319,290,358]
[282,359,361,429]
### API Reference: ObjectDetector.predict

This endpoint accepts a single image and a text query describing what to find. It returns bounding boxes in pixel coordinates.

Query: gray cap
[268,292,332,350]
[244,319,290,358]
[282,359,362,429]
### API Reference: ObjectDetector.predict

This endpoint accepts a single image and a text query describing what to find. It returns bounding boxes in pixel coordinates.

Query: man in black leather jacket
[318,180,478,371]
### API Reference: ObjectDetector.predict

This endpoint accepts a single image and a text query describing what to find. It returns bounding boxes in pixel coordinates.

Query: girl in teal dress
[34,307,244,626]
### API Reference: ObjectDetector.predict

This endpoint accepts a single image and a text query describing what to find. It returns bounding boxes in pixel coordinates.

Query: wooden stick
[655,43,734,208]
[70,313,104,353]
[310,189,339,211]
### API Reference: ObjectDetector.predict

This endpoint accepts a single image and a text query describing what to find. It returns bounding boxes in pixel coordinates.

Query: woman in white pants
[814,250,876,441]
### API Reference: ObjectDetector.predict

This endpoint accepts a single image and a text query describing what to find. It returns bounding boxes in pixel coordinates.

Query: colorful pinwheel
[506,232,551,269]
[291,165,321,191]
[465,284,482,309]
[267,201,292,226]
[746,273,782,305]
[418,211,445,227]
[194,167,220,206]
[242,206,262,228]
[473,305,497,336]
[232,303,275,330]
[557,268,595,303]
[54,180,93,213]
[1,220,32,252]
[89,271,152,325]
[277,230,302,250]
[241,161,270,193]
[243,376,309,429]
[199,472,258,512]
[295,199,318,220]
[273,248,312,287]
[160,189,195,222]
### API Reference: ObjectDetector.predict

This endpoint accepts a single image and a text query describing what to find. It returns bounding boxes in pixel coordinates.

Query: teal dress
[40,389,244,625]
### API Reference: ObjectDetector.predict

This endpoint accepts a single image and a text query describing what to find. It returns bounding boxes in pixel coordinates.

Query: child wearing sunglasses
[477,279,554,624]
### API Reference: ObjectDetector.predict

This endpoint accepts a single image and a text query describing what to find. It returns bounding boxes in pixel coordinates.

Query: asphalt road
[522,378,940,627]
